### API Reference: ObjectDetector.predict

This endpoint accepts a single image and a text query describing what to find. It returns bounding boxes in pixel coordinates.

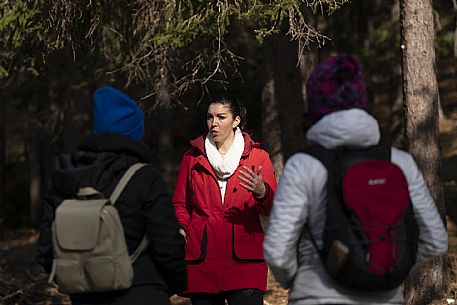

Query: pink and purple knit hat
[306,54,368,123]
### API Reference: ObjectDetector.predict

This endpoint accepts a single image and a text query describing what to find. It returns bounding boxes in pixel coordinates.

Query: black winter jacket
[36,132,187,296]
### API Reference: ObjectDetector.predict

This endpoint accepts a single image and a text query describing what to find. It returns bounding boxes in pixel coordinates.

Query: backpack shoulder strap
[110,163,150,262]
[301,145,337,171]
[299,145,337,253]
[110,163,148,205]
[130,236,149,263]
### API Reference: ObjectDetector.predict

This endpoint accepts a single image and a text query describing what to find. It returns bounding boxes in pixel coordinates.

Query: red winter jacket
[173,132,277,294]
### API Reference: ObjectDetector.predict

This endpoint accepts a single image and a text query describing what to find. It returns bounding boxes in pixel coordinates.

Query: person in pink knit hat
[264,54,447,305]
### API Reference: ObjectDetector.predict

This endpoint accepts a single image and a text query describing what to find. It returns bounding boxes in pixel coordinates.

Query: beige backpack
[48,163,149,294]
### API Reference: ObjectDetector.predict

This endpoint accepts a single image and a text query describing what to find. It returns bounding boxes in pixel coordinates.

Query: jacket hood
[189,132,260,157]
[78,132,151,161]
[306,108,380,149]
[51,132,151,195]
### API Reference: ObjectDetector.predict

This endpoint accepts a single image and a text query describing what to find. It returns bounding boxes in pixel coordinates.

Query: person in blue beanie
[36,86,187,305]
[92,86,145,142]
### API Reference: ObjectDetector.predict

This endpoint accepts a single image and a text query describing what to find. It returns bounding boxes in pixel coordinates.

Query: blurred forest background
[1,0,457,304]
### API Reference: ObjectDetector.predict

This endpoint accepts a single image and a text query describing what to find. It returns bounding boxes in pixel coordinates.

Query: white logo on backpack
[368,178,386,185]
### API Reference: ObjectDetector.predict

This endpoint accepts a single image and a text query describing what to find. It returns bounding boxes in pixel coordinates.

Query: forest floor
[0,228,288,305]
[0,225,451,305]
[2,115,457,305]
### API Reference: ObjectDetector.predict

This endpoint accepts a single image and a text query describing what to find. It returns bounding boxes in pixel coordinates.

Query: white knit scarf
[205,127,245,180]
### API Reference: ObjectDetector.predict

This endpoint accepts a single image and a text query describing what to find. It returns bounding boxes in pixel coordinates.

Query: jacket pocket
[232,221,265,262]
[185,221,207,264]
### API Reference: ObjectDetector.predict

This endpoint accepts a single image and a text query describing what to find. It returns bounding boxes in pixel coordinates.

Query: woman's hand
[178,228,187,243]
[239,165,266,198]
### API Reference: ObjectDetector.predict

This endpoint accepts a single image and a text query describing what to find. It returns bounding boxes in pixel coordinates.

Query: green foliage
[152,3,217,48]
[365,20,399,60]
[1,0,350,102]
[243,4,282,41]
[435,31,454,57]
[0,64,8,78]
[0,0,47,79]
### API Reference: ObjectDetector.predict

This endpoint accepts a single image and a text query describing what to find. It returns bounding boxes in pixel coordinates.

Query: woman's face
[207,103,240,144]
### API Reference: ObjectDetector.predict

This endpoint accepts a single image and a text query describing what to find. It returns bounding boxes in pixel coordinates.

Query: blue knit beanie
[92,86,144,141]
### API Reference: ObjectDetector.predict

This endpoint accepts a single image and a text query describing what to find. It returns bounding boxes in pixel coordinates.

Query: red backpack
[304,143,419,291]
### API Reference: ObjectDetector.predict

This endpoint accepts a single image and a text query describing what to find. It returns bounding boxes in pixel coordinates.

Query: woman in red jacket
[173,95,277,305]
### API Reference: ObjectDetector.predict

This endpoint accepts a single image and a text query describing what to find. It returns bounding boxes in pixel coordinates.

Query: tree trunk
[0,89,5,238]
[261,32,305,171]
[261,76,284,178]
[155,107,174,186]
[300,49,319,131]
[299,7,321,132]
[261,70,284,291]
[28,138,41,226]
[453,0,457,57]
[400,0,448,304]
[151,66,175,186]
[389,0,406,149]
[390,68,406,149]
[60,82,90,153]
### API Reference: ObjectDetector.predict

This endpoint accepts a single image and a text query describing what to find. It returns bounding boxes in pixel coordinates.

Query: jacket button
[233,188,237,192]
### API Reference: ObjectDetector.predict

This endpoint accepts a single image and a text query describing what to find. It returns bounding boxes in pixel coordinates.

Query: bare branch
[40,0,349,107]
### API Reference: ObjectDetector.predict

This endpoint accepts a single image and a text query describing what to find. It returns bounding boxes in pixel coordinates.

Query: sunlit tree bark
[400,0,448,304]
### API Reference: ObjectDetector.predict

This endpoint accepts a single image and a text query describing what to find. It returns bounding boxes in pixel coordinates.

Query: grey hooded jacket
[263,109,448,305]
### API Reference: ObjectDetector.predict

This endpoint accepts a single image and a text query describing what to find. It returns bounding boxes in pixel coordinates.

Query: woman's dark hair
[210,94,247,130]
